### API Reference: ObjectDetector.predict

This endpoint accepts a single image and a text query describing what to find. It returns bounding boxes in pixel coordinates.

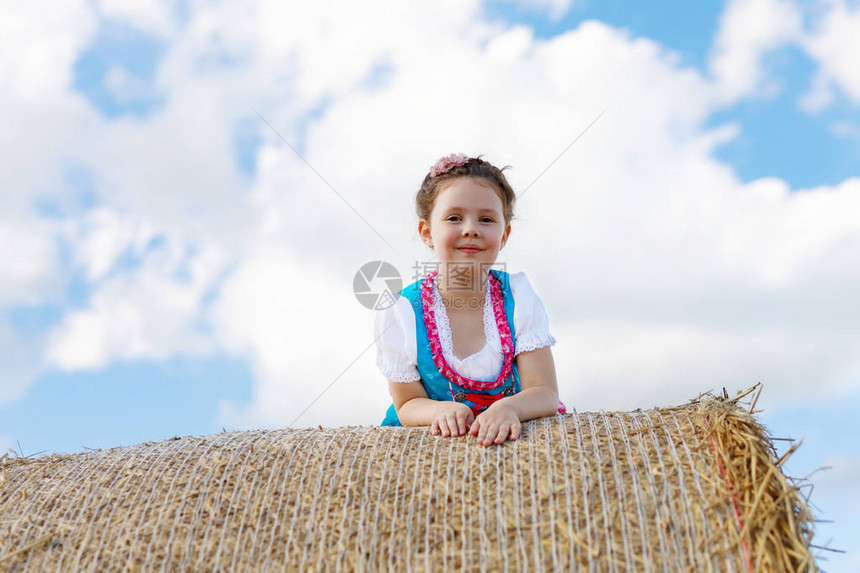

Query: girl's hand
[469,402,521,446]
[430,402,475,437]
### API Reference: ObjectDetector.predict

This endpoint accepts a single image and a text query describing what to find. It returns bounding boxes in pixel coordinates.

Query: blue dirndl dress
[381,269,521,426]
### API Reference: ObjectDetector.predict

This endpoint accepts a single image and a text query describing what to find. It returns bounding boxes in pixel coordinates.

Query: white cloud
[0,2,101,231]
[798,68,836,113]
[210,246,391,428]
[709,0,802,103]
[0,217,64,406]
[0,220,63,305]
[0,1,96,104]
[97,0,177,37]
[202,10,860,425]
[0,0,858,432]
[559,322,860,412]
[830,120,860,139]
[800,0,860,109]
[45,217,228,370]
[64,207,156,283]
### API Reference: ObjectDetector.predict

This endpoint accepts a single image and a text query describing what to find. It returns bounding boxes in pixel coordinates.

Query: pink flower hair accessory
[428,153,471,178]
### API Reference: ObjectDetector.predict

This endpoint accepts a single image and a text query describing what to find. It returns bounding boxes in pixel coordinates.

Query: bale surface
[0,390,816,572]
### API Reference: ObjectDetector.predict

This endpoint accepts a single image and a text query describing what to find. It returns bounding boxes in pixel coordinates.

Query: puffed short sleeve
[373,296,421,383]
[510,272,557,355]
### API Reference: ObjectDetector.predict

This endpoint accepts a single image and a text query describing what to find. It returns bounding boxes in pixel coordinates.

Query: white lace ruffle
[377,356,422,383]
[431,278,502,362]
[515,332,557,355]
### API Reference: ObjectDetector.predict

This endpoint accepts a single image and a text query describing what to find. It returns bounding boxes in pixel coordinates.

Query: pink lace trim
[421,271,514,391]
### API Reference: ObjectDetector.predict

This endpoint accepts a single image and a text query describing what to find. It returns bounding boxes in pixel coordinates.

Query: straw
[0,386,817,571]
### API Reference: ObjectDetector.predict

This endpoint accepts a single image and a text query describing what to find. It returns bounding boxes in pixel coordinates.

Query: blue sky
[486,0,860,189]
[1,356,252,455]
[72,21,166,119]
[1,1,858,568]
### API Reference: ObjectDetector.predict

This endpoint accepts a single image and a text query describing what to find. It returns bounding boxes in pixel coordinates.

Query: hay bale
[0,389,816,571]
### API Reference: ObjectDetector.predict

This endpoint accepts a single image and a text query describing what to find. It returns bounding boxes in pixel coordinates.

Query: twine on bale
[0,387,818,571]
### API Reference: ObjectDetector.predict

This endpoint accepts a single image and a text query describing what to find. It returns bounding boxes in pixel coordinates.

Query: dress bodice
[429,274,504,381]
[376,270,560,426]
[374,271,556,384]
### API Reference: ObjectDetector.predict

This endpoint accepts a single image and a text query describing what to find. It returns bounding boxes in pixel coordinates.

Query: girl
[374,153,564,446]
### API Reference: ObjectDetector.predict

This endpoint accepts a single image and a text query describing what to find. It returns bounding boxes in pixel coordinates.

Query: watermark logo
[353,261,403,310]
[410,261,506,290]
[355,261,508,310]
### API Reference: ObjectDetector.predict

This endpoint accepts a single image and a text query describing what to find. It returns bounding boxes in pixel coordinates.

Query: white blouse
[374,272,556,383]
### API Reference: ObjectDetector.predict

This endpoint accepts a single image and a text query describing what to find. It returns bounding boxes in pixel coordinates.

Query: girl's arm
[469,346,559,445]
[388,380,435,425]
[389,380,475,436]
[501,345,560,420]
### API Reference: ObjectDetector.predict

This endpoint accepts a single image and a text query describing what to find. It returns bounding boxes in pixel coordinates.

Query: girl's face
[418,177,511,277]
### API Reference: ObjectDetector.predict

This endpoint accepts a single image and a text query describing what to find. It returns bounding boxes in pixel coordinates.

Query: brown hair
[415,155,516,225]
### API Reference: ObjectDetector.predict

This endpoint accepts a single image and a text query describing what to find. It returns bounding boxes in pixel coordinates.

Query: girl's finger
[456,412,469,435]
[447,414,461,436]
[510,422,520,441]
[477,423,488,445]
[438,418,450,437]
[468,418,480,436]
[431,419,439,436]
[494,424,510,444]
[483,423,499,446]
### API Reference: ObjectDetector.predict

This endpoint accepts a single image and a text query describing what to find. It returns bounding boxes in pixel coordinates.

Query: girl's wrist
[487,400,516,415]
[493,388,556,419]
[435,400,465,414]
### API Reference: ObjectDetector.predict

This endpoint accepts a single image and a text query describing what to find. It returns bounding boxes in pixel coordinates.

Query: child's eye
[481,217,495,223]
[446,215,461,222]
